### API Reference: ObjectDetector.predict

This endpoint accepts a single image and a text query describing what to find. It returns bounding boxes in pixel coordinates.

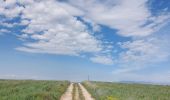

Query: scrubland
[0,80,69,100]
[82,81,170,100]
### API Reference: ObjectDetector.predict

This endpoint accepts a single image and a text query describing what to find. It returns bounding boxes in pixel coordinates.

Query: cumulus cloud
[0,0,169,65]
[10,0,102,56]
[0,0,24,18]
[112,35,170,73]
[68,0,170,37]
[0,0,111,64]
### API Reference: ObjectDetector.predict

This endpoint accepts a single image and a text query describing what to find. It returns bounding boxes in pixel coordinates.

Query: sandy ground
[79,83,95,100]
[60,83,73,100]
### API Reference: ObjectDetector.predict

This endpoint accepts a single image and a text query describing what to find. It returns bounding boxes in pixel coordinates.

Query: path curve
[60,83,73,100]
[79,83,95,100]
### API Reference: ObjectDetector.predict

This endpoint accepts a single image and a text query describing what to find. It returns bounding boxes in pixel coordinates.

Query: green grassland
[0,80,69,100]
[82,81,170,100]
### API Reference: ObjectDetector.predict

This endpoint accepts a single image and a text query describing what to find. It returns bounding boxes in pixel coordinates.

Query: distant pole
[88,75,90,81]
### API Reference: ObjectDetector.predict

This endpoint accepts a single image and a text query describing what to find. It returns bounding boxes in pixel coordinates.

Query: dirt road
[79,83,94,100]
[73,83,81,100]
[60,83,73,100]
[60,83,94,100]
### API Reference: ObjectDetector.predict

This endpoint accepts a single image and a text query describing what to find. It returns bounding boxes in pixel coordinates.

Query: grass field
[0,80,69,100]
[82,81,170,100]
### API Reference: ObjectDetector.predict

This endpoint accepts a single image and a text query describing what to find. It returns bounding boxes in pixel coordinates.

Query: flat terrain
[1,80,169,100]
[0,80,69,100]
[82,81,170,100]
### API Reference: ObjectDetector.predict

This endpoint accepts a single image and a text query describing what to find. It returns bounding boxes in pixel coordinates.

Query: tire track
[60,83,73,100]
[78,83,95,100]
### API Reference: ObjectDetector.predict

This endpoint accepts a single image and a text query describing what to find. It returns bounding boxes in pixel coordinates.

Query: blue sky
[0,0,170,83]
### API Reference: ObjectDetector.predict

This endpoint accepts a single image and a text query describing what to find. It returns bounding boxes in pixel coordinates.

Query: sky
[0,0,170,83]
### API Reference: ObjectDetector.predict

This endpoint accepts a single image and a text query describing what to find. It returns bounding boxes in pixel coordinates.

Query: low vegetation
[0,80,69,100]
[82,81,170,100]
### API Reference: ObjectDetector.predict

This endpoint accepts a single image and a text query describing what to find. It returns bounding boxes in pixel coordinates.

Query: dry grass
[82,81,170,100]
[0,80,69,100]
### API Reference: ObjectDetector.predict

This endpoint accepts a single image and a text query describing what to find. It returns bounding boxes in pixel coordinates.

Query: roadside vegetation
[0,80,69,100]
[82,81,170,100]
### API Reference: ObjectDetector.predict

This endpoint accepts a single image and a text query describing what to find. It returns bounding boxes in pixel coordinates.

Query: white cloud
[0,0,106,64]
[0,29,10,35]
[68,0,170,37]
[0,0,170,36]
[90,55,113,65]
[0,22,19,28]
[0,0,170,66]
[13,0,102,56]
[0,0,24,18]
[112,35,170,73]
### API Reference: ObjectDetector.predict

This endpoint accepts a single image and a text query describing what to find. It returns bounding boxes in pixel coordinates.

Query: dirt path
[74,84,80,100]
[78,83,95,100]
[60,83,73,100]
